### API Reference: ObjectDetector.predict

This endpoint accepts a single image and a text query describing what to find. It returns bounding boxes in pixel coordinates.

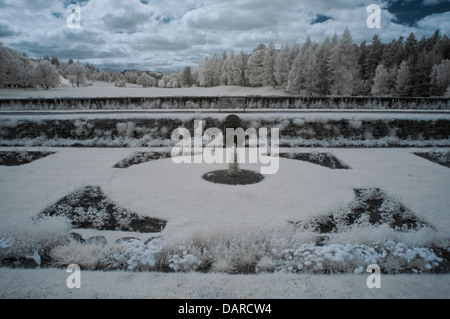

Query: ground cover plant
[37,186,167,233]
[1,187,447,274]
[414,150,450,168]
[113,151,172,168]
[279,152,350,169]
[290,188,430,233]
[0,150,55,166]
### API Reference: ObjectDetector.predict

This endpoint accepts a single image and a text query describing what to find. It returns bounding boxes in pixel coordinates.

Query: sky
[0,0,449,73]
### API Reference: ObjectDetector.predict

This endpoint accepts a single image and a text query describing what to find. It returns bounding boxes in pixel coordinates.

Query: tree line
[0,42,166,90]
[1,29,449,97]
[0,43,102,90]
[194,29,450,97]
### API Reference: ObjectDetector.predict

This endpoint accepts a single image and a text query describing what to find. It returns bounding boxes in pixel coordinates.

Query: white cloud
[416,11,450,32]
[0,0,448,72]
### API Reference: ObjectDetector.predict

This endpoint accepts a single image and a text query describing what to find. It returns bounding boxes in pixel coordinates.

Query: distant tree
[396,60,413,97]
[0,45,25,87]
[150,76,157,87]
[404,33,418,61]
[115,74,126,87]
[316,37,332,96]
[182,66,193,87]
[330,28,357,95]
[430,59,450,96]
[98,72,111,82]
[220,53,235,85]
[366,35,384,79]
[247,48,265,87]
[274,44,291,89]
[445,85,450,97]
[18,63,36,89]
[301,42,319,96]
[387,66,398,96]
[89,71,99,82]
[286,36,318,95]
[196,58,209,87]
[4,56,21,87]
[67,62,87,87]
[382,37,404,69]
[197,56,221,87]
[262,42,277,88]
[32,60,60,90]
[371,64,390,96]
[253,43,266,53]
[214,55,225,86]
[124,70,139,84]
[413,50,432,97]
[286,53,303,94]
[158,79,165,88]
[137,73,151,88]
[233,50,249,86]
[353,41,371,95]
[435,34,450,60]
[289,43,300,67]
[50,57,60,67]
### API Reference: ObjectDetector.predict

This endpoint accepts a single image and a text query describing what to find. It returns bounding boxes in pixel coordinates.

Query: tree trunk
[228,149,239,177]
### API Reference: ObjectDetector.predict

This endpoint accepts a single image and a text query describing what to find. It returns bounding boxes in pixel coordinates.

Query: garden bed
[202,169,265,185]
[280,152,350,169]
[114,151,172,168]
[0,150,55,166]
[1,116,449,148]
[290,188,430,234]
[414,151,450,168]
[1,187,447,274]
[37,186,167,233]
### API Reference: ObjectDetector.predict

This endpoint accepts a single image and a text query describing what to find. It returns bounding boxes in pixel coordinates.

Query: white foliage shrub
[101,239,164,271]
[0,216,71,261]
[256,256,276,272]
[73,120,90,137]
[168,246,203,272]
[273,242,442,274]
[51,241,110,270]
[116,122,136,138]
[45,221,448,274]
[71,206,109,229]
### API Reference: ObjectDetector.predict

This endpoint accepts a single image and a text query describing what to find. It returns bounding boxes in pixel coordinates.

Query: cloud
[311,14,333,25]
[101,5,150,32]
[0,0,448,72]
[0,23,18,37]
[422,0,450,5]
[416,11,450,32]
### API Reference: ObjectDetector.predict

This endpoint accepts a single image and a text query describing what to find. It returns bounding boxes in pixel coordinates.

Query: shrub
[0,216,71,264]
